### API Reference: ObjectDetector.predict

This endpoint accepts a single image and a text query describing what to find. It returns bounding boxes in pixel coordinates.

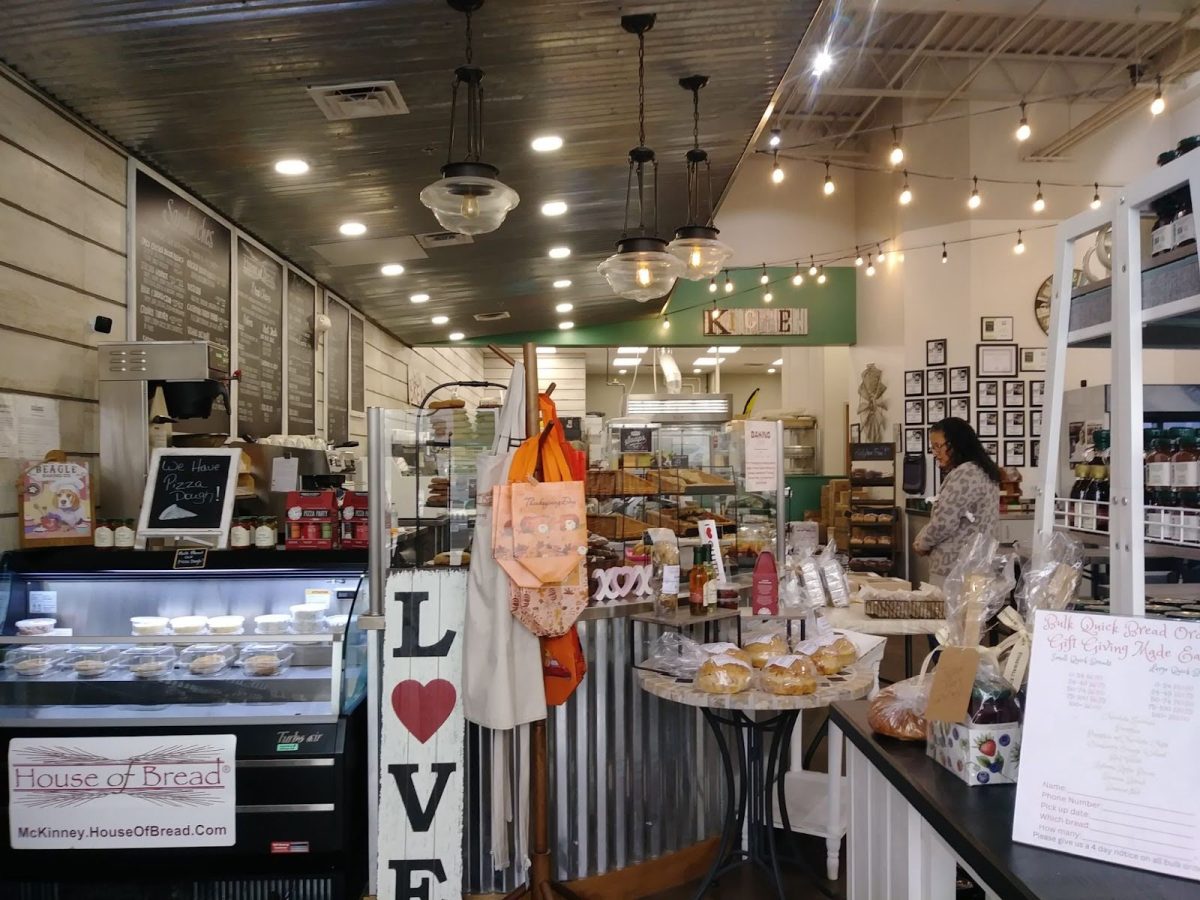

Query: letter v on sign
[387,763,456,832]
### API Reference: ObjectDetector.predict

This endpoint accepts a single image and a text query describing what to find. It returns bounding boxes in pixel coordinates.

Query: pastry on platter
[695,655,753,694]
[760,654,819,696]
[743,634,789,668]
[699,642,751,665]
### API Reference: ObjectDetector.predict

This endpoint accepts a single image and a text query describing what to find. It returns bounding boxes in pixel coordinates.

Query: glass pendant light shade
[599,237,684,302]
[668,224,733,280]
[420,161,519,235]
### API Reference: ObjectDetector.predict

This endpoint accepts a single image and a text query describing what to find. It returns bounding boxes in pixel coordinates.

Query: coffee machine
[98,341,231,519]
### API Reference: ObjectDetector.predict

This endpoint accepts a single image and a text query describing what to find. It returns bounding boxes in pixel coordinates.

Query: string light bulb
[708,277,717,293]
[1016,102,1031,142]
[661,314,671,331]
[763,290,773,303]
[865,254,876,277]
[771,150,784,184]
[808,256,818,276]
[768,128,781,148]
[941,242,948,264]
[877,244,888,264]
[898,170,912,206]
[823,162,835,196]
[854,246,864,267]
[889,126,904,166]
[1151,75,1165,116]
[1032,180,1045,213]
[1090,183,1102,210]
[759,263,769,285]
[1014,229,1026,255]
[968,176,981,210]
[724,269,734,293]
[791,263,803,286]
[817,266,827,284]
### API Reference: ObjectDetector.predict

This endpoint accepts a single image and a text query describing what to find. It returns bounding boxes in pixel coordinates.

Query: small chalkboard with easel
[136,448,241,549]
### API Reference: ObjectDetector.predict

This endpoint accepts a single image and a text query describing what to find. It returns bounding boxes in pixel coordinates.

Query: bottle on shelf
[1088,430,1111,532]
[1151,150,1180,256]
[703,545,718,612]
[1069,464,1091,529]
[1145,429,1172,539]
[1171,427,1199,544]
[689,545,709,617]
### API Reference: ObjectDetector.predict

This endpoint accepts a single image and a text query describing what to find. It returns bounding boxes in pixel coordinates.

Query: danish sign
[703,306,808,336]
[378,569,466,900]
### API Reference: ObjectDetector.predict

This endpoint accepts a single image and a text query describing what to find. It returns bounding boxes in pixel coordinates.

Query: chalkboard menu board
[350,314,365,414]
[138,449,239,536]
[620,427,653,453]
[133,169,232,433]
[326,296,350,445]
[286,271,317,435]
[235,238,283,437]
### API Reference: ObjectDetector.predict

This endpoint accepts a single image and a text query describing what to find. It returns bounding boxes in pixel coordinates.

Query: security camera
[313,313,332,335]
[92,315,113,334]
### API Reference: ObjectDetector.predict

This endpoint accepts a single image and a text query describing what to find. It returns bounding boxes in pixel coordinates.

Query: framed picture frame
[905,400,924,426]
[1030,409,1043,438]
[1031,439,1042,468]
[1004,410,1026,438]
[982,440,999,461]
[949,366,970,394]
[926,338,947,367]
[927,397,947,423]
[927,368,947,395]
[1004,440,1026,468]
[905,428,925,454]
[904,370,925,397]
[977,410,998,438]
[977,343,1018,378]
[849,423,861,443]
[1030,380,1045,408]
[949,396,970,421]
[1020,347,1048,372]
[980,316,1014,342]
[977,380,998,408]
[1003,380,1026,407]
[19,458,95,548]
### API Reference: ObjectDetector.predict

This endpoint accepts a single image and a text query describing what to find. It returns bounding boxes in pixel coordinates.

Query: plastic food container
[290,603,327,633]
[6,645,62,677]
[181,644,237,677]
[131,616,170,636]
[67,645,119,678]
[325,613,350,633]
[15,618,56,635]
[254,614,290,635]
[208,615,245,635]
[120,645,176,679]
[169,616,208,635]
[239,643,294,677]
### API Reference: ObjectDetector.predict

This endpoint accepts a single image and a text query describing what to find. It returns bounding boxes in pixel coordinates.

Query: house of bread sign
[703,306,808,336]
[378,569,466,900]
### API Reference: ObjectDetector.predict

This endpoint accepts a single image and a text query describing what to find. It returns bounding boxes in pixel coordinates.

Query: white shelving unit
[1037,150,1200,615]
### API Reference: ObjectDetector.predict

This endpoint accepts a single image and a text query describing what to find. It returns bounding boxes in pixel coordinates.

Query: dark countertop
[829,701,1198,900]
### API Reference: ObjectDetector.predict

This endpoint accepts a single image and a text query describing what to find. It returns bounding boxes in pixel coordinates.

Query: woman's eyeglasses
[929,440,948,452]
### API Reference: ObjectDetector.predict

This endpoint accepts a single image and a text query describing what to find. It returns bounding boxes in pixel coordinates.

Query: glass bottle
[1151,150,1179,256]
[689,546,709,617]
[93,518,114,549]
[703,545,718,612]
[230,517,252,548]
[1068,464,1090,529]
[1171,428,1199,544]
[1079,466,1099,532]
[113,519,136,548]
[1174,137,1200,249]
[1146,430,1172,540]
[1090,464,1110,533]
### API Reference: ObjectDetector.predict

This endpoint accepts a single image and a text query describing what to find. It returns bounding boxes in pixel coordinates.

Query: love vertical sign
[378,570,466,900]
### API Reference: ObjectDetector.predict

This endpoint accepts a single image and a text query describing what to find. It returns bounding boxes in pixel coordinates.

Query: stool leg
[826,722,844,881]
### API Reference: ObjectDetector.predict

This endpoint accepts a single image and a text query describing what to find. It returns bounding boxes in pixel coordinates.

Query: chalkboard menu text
[350,313,365,414]
[137,448,240,547]
[286,271,317,435]
[620,427,653,454]
[236,238,284,437]
[326,295,350,445]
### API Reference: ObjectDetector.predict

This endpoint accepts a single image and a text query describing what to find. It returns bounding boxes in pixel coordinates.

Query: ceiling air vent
[307,81,409,120]
[474,311,511,322]
[416,230,474,249]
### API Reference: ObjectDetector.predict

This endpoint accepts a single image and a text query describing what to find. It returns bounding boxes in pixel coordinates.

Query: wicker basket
[864,596,945,619]
[587,514,650,541]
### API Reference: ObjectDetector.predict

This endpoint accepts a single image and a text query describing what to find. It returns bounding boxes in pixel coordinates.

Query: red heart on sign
[391,679,457,744]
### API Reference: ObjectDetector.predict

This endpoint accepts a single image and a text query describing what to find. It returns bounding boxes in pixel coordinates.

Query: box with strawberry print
[926,659,1023,786]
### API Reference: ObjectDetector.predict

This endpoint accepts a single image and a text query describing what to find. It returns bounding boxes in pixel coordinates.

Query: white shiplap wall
[0,72,487,549]
[483,348,586,419]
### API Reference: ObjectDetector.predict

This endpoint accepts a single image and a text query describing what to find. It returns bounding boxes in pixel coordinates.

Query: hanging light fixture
[724,269,734,293]
[1090,183,1102,210]
[1015,102,1031,142]
[419,0,519,235]
[941,242,949,264]
[759,263,769,285]
[791,263,803,286]
[1032,180,1045,213]
[823,161,836,195]
[968,176,981,209]
[898,170,913,206]
[668,75,733,280]
[808,256,818,276]
[600,15,685,301]
[854,246,864,267]
[1151,75,1165,115]
[888,126,904,166]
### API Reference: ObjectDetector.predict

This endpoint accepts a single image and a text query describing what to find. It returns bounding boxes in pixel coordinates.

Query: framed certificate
[977,343,1018,378]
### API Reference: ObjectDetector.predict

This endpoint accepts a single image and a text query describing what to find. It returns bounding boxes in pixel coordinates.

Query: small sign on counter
[1013,610,1200,882]
[172,548,209,569]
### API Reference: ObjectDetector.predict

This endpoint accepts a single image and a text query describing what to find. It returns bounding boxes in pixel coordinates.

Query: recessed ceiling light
[553,279,573,289]
[617,347,649,354]
[339,221,366,236]
[431,315,449,325]
[448,331,464,341]
[548,246,571,259]
[274,158,309,175]
[558,321,574,330]
[555,302,573,313]
[410,293,430,304]
[612,357,642,366]
[536,347,557,355]
[618,368,628,375]
[380,263,405,276]
[705,346,741,354]
[541,200,568,217]
[693,367,702,374]
[692,357,725,366]
[772,357,783,366]
[767,367,777,374]
[531,135,564,152]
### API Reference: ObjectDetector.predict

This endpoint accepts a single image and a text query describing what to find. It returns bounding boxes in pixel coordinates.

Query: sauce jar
[113,519,136,548]
[254,516,278,549]
[230,517,252,548]
[93,518,114,549]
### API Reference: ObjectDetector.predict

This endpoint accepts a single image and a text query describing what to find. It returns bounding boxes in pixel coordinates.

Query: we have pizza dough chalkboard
[138,449,241,543]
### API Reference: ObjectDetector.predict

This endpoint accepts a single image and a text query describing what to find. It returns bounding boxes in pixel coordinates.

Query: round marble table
[637,648,882,899]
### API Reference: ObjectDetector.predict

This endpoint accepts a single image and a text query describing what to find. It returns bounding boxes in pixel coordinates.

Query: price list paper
[1013,610,1200,882]
[235,238,283,437]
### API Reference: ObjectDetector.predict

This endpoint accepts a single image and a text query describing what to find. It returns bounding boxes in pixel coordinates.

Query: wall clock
[1034,268,1083,335]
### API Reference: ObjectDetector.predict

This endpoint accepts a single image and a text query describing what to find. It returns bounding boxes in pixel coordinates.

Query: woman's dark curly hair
[931,416,1002,484]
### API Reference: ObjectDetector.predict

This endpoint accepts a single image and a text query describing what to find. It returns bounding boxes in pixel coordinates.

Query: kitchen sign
[8,734,236,849]
[703,306,808,336]
[378,569,466,900]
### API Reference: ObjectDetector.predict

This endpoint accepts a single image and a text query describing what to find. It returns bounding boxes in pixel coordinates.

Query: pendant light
[668,75,733,279]
[419,0,519,235]
[599,14,684,301]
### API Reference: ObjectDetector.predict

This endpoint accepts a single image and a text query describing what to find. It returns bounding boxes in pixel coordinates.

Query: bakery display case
[0,547,370,898]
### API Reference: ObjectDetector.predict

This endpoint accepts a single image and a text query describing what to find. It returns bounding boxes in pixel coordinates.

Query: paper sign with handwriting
[1013,610,1200,882]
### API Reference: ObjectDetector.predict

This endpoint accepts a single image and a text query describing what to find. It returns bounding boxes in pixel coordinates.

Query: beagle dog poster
[19,459,93,547]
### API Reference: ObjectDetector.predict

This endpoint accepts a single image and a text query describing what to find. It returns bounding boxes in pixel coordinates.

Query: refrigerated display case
[0,547,369,898]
